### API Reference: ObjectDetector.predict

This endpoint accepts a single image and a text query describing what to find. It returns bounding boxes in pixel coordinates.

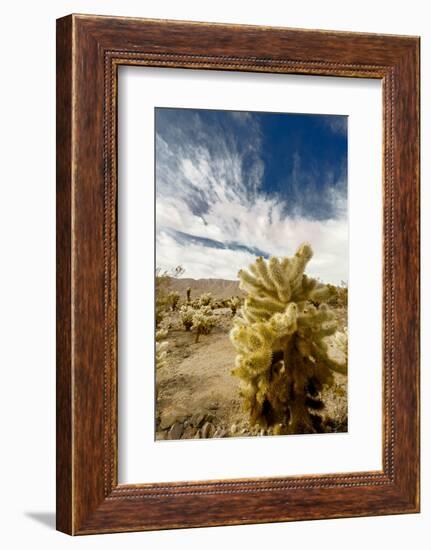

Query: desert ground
[155,279,348,441]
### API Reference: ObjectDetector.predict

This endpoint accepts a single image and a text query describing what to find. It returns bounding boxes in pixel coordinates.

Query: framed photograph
[56,14,420,535]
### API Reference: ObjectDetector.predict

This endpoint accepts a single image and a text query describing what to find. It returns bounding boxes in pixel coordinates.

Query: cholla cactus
[230,244,347,434]
[186,287,191,303]
[325,283,348,308]
[168,291,180,311]
[155,329,169,369]
[192,306,217,343]
[180,305,194,331]
[228,296,241,317]
[332,327,348,359]
[156,328,168,341]
[199,292,213,307]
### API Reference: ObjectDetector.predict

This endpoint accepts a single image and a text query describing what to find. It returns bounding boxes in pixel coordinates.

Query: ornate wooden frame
[56,14,420,535]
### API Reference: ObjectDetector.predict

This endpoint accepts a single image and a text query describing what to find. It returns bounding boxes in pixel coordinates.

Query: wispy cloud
[321,115,348,137]
[286,150,347,221]
[155,108,348,284]
[229,111,253,124]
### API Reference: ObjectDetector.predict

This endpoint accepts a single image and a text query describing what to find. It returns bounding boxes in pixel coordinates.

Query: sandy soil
[155,307,347,441]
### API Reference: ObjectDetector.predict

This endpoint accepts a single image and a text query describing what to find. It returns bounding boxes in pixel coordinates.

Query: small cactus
[180,305,194,331]
[228,296,241,316]
[168,291,180,311]
[192,306,217,343]
[199,292,213,307]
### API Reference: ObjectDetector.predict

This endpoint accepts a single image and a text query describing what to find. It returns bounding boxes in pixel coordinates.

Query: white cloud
[156,231,258,280]
[155,113,348,285]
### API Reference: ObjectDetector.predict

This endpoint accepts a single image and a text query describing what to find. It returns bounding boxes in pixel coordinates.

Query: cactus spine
[230,244,347,434]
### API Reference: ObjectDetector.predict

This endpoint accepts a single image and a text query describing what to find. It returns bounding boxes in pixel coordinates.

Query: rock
[201,422,215,438]
[167,422,184,440]
[190,413,206,428]
[160,409,188,430]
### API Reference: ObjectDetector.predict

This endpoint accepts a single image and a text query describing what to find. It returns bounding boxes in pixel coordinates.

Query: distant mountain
[168,277,244,300]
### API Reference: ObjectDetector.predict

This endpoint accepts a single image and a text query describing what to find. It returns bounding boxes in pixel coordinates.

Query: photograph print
[155,107,348,441]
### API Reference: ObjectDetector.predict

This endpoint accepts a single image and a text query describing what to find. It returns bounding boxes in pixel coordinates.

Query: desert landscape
[155,259,348,441]
[154,107,349,441]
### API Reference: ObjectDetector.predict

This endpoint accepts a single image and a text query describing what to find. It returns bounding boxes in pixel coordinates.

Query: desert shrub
[192,306,217,343]
[180,305,194,331]
[229,244,347,435]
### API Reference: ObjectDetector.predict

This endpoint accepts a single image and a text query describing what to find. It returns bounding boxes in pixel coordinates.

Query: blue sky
[155,107,348,283]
